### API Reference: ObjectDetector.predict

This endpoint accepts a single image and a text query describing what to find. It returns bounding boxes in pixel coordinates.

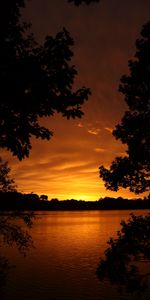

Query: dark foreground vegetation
[0,191,150,211]
[97,213,150,295]
[0,1,149,296]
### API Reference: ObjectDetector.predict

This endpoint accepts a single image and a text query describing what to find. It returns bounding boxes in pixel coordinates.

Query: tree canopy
[100,21,150,194]
[0,0,93,160]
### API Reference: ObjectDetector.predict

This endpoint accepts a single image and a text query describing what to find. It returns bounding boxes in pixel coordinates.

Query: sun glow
[3,0,150,202]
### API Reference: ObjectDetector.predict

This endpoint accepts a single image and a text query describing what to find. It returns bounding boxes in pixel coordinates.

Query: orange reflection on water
[2,210,150,300]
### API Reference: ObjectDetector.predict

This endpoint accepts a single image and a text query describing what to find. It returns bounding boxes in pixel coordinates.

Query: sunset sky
[2,0,150,200]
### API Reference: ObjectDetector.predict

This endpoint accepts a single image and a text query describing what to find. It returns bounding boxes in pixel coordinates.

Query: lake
[1,210,150,300]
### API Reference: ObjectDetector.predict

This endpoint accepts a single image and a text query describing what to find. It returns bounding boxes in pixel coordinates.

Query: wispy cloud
[94,148,105,152]
[105,127,113,133]
[76,122,83,128]
[3,0,149,201]
[88,128,101,135]
[76,121,101,137]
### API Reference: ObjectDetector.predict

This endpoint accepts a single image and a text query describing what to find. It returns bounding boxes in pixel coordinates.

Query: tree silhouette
[99,21,150,194]
[98,21,150,295]
[0,158,33,251]
[0,0,101,288]
[0,0,92,160]
[0,157,34,288]
[0,157,16,192]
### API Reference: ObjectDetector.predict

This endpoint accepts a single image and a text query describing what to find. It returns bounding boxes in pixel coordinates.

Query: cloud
[105,127,113,133]
[87,128,101,135]
[94,148,105,152]
[76,121,101,136]
[76,122,83,128]
[3,0,150,200]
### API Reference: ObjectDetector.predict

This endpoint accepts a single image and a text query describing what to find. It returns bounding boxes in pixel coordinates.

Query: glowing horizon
[1,0,150,201]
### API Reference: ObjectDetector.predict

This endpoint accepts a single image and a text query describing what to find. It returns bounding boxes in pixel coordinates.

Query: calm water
[1,210,150,300]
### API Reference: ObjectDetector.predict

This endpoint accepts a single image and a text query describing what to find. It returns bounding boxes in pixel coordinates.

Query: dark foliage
[100,21,150,194]
[0,210,34,289]
[0,211,34,255]
[97,214,150,294]
[0,0,91,160]
[0,157,34,287]
[0,157,16,192]
[0,159,34,250]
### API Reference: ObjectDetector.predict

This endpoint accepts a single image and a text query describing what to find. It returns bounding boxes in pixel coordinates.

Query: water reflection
[0,256,10,289]
[1,210,150,300]
[0,211,34,296]
[97,213,150,295]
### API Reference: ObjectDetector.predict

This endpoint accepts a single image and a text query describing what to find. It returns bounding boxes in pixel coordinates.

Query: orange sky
[2,0,150,200]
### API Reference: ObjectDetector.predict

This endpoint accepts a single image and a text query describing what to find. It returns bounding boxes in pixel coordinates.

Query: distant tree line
[0,192,150,211]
